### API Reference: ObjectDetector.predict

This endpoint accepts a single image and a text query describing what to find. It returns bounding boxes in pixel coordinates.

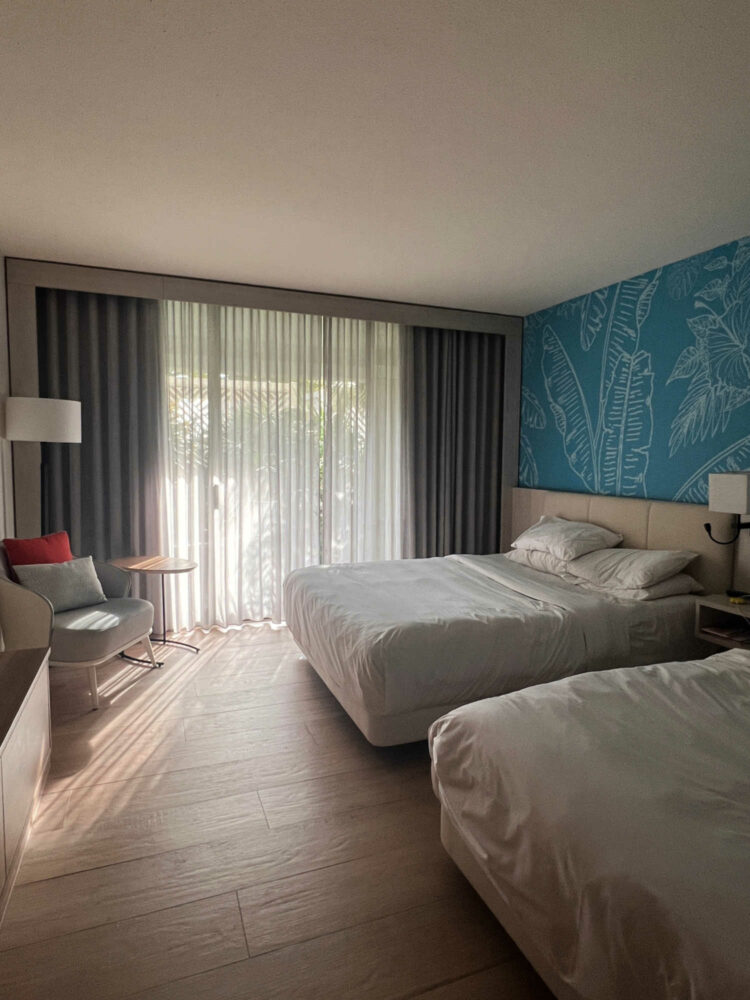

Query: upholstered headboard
[512,488,735,595]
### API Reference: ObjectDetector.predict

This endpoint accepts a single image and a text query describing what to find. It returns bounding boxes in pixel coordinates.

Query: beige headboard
[512,488,735,595]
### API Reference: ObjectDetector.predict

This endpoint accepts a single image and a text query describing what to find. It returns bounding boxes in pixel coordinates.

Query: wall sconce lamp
[704,472,750,545]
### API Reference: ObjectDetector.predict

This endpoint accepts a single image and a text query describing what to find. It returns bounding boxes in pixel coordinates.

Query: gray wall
[0,256,13,537]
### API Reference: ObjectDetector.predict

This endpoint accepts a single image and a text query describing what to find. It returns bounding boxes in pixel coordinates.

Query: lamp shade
[707,472,750,515]
[5,397,81,443]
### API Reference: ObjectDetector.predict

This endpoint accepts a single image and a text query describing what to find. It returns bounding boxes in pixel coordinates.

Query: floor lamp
[4,396,82,536]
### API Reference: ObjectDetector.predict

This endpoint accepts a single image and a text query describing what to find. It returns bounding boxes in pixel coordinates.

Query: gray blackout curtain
[404,327,504,557]
[37,288,164,562]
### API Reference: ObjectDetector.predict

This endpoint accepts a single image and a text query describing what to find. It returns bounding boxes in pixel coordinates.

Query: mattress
[429,649,750,1000]
[283,553,702,744]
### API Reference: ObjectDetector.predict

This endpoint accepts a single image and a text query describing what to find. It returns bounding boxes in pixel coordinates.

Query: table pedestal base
[152,635,200,654]
[155,574,199,654]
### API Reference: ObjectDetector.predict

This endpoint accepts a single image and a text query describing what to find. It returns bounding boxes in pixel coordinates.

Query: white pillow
[566,547,698,589]
[505,548,571,577]
[511,515,622,562]
[573,573,702,602]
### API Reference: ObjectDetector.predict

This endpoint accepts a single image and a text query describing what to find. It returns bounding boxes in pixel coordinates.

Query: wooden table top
[110,556,197,574]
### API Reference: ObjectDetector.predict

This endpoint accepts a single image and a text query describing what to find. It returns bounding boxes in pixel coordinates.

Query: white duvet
[284,554,700,719]
[430,649,750,1000]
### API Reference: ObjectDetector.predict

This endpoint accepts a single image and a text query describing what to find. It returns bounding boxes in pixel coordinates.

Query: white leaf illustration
[542,327,597,492]
[687,313,720,337]
[579,289,609,351]
[670,240,750,455]
[696,277,728,301]
[705,326,750,386]
[519,431,538,486]
[521,387,546,430]
[733,240,750,272]
[704,257,728,271]
[635,270,661,329]
[598,272,660,415]
[674,435,750,502]
[667,255,708,298]
[667,345,703,383]
[599,351,653,496]
[669,373,750,455]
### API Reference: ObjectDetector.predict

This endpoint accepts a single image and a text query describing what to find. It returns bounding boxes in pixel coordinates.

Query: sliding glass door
[161,302,404,628]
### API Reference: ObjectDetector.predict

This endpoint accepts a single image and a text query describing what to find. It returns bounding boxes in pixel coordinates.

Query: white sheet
[284,554,701,723]
[430,649,750,1000]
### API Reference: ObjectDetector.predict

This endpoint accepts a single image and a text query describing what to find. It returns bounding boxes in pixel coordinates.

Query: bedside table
[695,594,750,650]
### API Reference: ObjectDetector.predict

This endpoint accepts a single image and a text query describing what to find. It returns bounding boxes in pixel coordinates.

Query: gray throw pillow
[15,556,107,613]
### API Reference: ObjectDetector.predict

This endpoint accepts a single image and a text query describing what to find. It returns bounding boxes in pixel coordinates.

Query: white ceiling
[1,0,749,316]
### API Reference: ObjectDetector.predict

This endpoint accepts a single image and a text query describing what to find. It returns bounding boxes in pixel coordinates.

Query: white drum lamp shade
[5,397,82,443]
[708,472,750,514]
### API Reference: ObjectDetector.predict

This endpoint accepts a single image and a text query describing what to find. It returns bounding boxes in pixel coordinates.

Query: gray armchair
[0,547,158,710]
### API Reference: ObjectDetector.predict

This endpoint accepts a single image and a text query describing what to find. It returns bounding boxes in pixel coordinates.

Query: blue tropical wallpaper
[520,235,750,503]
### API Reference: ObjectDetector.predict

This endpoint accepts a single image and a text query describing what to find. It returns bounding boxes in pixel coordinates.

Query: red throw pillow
[3,531,74,567]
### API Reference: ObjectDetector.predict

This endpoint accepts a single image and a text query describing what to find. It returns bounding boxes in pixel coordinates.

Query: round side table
[110,556,199,653]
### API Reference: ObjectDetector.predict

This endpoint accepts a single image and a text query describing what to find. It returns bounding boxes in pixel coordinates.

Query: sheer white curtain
[161,301,404,628]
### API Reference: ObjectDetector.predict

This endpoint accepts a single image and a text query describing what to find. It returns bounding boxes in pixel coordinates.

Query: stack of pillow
[2,531,107,612]
[507,515,701,600]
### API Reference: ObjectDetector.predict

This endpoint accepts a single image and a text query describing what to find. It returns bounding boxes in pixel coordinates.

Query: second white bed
[430,648,750,1000]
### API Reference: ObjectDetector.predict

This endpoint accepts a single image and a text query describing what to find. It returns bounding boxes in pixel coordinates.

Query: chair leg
[88,665,99,710]
[144,635,161,669]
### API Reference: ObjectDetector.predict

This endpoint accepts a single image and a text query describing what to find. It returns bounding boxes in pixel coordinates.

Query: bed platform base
[308,658,460,746]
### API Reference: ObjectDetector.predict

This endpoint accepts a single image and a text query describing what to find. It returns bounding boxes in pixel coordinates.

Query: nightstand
[695,594,750,650]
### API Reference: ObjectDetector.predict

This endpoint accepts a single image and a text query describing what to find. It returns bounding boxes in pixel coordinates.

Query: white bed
[429,647,750,1000]
[283,489,734,745]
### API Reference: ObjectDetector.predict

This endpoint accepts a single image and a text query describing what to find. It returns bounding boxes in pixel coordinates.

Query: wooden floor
[0,625,553,999]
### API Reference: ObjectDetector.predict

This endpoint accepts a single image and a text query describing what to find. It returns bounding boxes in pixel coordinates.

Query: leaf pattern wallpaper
[521,236,750,503]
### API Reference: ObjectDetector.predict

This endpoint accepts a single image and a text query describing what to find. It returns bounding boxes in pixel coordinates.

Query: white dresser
[0,647,51,921]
